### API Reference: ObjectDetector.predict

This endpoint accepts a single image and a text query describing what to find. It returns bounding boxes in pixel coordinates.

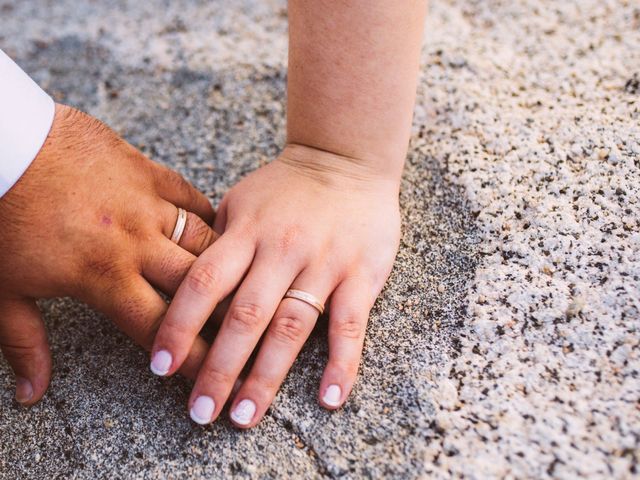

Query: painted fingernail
[230,399,256,426]
[190,396,215,425]
[15,377,33,404]
[323,384,342,407]
[150,350,172,376]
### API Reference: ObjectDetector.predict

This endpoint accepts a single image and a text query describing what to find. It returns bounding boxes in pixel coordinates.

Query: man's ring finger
[170,207,188,244]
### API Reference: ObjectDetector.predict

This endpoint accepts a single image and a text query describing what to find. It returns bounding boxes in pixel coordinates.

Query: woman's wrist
[278,143,405,190]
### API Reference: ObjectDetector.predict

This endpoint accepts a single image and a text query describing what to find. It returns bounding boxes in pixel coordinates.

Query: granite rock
[0,1,638,478]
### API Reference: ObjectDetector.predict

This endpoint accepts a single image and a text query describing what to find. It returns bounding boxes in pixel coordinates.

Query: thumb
[0,299,52,406]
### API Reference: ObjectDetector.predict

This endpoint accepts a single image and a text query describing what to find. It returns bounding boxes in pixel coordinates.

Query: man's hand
[0,104,217,405]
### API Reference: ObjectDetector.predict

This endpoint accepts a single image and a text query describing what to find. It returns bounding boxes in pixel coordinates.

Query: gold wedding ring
[284,289,325,315]
[170,207,188,244]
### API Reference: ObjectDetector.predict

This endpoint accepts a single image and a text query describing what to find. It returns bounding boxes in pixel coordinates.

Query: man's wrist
[0,49,55,198]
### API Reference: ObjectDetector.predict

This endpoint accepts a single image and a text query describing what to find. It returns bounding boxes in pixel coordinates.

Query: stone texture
[0,1,638,479]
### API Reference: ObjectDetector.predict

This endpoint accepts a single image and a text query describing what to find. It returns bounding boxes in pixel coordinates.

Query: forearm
[286,0,427,180]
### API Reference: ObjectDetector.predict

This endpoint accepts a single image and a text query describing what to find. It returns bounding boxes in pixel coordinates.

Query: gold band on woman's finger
[170,208,188,244]
[284,289,325,315]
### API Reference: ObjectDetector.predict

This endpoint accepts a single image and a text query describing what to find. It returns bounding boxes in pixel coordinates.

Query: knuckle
[186,261,220,296]
[158,312,196,344]
[189,215,210,236]
[200,364,234,387]
[270,315,307,344]
[331,313,364,340]
[232,218,257,242]
[199,229,216,252]
[83,255,124,283]
[227,302,264,334]
[187,216,215,251]
[1,342,39,359]
[249,372,280,391]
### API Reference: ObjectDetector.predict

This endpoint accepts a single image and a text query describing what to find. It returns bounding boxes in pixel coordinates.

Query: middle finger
[229,269,333,428]
[188,249,301,425]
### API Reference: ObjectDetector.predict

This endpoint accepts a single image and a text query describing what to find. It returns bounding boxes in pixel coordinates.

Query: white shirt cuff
[0,49,55,197]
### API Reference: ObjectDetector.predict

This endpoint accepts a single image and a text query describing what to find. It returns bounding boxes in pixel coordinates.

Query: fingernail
[15,377,33,404]
[190,396,215,425]
[150,350,172,376]
[230,399,256,426]
[323,384,342,407]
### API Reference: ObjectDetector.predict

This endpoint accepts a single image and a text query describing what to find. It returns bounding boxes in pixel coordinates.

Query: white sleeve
[0,49,55,197]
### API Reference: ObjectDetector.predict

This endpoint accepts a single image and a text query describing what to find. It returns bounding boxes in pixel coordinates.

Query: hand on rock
[0,104,218,405]
[152,144,401,427]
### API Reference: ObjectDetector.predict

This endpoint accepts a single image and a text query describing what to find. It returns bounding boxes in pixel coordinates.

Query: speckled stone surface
[0,1,638,479]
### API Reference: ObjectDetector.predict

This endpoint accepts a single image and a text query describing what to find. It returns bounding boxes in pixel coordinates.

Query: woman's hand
[0,104,218,405]
[151,144,401,427]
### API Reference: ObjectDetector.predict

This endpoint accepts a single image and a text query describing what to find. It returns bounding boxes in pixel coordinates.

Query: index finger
[150,230,255,377]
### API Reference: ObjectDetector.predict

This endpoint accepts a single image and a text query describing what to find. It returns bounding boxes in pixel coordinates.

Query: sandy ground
[1,1,638,478]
